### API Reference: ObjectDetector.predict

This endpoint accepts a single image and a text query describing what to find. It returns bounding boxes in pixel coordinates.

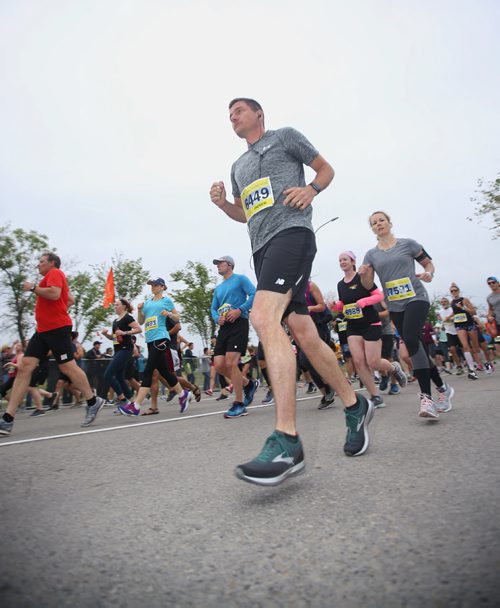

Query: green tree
[68,271,110,342]
[170,261,218,347]
[70,253,150,343]
[428,296,440,326]
[468,173,500,239]
[0,225,52,342]
[108,252,150,301]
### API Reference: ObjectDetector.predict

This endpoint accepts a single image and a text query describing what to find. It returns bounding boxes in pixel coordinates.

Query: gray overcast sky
[1,0,499,347]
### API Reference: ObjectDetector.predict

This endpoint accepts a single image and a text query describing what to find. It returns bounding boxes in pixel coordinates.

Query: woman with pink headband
[335,250,407,408]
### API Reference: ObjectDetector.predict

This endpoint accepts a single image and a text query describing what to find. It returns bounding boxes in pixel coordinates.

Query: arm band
[415,248,432,263]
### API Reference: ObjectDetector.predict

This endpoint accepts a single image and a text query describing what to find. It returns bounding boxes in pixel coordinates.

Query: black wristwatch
[309,182,322,194]
[31,285,36,293]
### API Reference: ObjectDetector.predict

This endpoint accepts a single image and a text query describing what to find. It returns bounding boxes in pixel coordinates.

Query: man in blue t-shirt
[211,255,258,419]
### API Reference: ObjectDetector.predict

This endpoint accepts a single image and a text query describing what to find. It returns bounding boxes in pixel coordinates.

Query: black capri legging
[142,339,179,388]
[390,300,444,397]
[389,300,430,370]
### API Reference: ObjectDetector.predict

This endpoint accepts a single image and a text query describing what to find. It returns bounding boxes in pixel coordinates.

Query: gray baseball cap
[213,256,235,267]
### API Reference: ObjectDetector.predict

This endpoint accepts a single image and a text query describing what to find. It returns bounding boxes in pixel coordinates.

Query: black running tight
[390,300,443,396]
[142,340,179,388]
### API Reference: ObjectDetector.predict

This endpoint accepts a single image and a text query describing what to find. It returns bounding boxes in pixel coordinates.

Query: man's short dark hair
[229,98,263,112]
[42,252,61,268]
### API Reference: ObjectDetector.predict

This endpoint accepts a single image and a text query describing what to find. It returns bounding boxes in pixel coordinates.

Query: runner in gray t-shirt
[210,98,374,487]
[359,211,454,419]
[486,276,500,356]
[486,276,500,320]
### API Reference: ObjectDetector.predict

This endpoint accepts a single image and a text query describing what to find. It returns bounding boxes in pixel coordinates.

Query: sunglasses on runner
[487,281,497,285]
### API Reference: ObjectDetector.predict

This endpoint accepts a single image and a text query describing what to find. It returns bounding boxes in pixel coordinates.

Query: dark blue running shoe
[243,379,259,407]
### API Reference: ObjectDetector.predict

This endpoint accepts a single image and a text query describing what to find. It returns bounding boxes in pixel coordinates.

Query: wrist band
[309,182,322,194]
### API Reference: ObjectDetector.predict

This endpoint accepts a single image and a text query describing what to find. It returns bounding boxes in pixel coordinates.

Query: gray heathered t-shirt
[231,127,319,253]
[363,238,430,312]
[487,291,500,320]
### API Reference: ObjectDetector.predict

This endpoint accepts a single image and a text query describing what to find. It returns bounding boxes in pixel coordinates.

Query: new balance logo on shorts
[275,278,285,285]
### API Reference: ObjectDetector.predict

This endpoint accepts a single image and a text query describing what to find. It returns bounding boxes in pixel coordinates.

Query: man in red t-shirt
[0,252,105,436]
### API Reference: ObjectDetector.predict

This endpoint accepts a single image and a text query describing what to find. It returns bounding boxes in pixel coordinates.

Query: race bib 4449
[241,177,274,221]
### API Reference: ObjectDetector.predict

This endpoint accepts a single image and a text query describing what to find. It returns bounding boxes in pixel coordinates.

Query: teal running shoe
[235,430,305,486]
[343,395,374,457]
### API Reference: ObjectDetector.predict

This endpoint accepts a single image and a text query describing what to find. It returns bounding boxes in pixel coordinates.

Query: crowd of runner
[1,97,499,489]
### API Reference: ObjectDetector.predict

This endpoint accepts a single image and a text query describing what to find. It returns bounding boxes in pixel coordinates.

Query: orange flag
[103,268,115,308]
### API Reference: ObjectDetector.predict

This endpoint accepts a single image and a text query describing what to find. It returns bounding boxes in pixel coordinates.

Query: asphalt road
[0,371,499,607]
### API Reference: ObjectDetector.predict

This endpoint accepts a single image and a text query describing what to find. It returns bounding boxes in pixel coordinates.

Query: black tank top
[337,273,379,329]
[451,297,474,328]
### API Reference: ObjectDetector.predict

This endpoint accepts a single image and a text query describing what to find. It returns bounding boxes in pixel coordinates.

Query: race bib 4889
[241,177,274,221]
[343,303,363,319]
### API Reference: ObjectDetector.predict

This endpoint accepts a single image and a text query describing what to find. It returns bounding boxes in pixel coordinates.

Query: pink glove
[333,300,344,312]
[356,288,384,309]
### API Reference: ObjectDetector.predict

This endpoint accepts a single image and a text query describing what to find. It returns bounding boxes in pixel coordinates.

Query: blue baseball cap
[147,277,166,288]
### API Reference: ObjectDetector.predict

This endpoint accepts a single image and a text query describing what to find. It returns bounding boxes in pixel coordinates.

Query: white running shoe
[436,383,454,413]
[391,361,407,387]
[418,393,439,419]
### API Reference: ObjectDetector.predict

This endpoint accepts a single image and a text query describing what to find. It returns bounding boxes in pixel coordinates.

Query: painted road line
[0,390,365,448]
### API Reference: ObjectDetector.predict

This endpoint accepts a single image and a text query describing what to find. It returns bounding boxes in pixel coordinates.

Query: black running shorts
[446,333,460,348]
[214,318,249,357]
[347,324,382,342]
[24,326,75,364]
[253,227,316,317]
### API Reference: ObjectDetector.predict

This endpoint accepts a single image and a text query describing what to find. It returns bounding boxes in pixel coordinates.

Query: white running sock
[464,351,475,370]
